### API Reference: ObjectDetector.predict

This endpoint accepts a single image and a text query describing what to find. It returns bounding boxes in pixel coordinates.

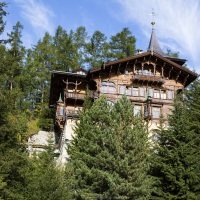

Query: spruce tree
[151,99,200,199]
[185,79,200,195]
[69,95,152,199]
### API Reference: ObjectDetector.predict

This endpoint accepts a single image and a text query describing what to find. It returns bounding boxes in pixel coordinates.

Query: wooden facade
[49,38,198,163]
[50,51,197,146]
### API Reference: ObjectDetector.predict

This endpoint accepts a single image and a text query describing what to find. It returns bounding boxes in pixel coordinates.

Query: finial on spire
[148,8,157,30]
[147,9,166,56]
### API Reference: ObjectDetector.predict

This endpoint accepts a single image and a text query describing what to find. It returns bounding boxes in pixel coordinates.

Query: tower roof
[147,28,166,56]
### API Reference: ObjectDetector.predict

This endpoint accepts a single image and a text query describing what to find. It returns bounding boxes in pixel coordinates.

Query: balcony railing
[65,90,99,100]
[133,74,164,83]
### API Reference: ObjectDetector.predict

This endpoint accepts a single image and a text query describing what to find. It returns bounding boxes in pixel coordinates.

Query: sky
[3,0,200,73]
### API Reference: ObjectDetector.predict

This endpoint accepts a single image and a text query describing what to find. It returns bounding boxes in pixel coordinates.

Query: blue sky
[3,0,200,73]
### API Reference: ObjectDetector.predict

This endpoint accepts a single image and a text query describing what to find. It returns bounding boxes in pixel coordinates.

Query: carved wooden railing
[133,74,164,83]
[65,90,99,100]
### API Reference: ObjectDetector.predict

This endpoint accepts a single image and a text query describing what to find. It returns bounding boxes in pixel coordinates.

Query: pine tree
[23,137,73,200]
[151,99,200,199]
[69,95,152,199]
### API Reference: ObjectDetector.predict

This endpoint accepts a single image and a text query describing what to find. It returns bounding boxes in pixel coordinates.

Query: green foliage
[166,49,179,58]
[151,99,200,199]
[0,2,7,37]
[23,139,73,200]
[85,30,109,68]
[37,105,54,131]
[69,95,152,199]
[109,27,136,60]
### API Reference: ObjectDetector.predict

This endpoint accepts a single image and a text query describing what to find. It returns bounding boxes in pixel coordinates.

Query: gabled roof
[147,28,166,56]
[89,51,198,86]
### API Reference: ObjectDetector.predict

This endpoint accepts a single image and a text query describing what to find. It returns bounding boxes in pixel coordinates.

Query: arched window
[100,82,116,94]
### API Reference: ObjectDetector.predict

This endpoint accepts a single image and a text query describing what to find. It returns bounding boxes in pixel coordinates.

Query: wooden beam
[148,55,152,62]
[117,63,121,76]
[175,71,181,82]
[109,65,113,78]
[168,67,173,79]
[183,74,189,86]
[161,63,166,77]
[125,61,129,73]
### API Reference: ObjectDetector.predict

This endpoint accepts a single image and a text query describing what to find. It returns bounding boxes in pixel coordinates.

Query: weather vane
[148,8,157,29]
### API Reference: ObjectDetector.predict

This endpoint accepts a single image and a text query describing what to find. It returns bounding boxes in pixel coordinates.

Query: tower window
[168,90,174,99]
[152,107,160,118]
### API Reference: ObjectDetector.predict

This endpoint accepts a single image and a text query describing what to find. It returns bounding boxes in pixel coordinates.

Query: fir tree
[151,99,200,199]
[185,79,200,195]
[69,95,152,199]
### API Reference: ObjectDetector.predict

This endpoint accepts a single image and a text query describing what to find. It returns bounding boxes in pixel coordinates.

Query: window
[168,90,174,99]
[144,104,149,118]
[152,107,160,118]
[160,90,166,99]
[132,88,139,96]
[126,87,132,96]
[101,82,116,94]
[139,87,145,96]
[59,107,64,116]
[138,70,142,75]
[143,69,148,75]
[147,88,153,98]
[134,105,141,116]
[154,90,160,99]
[119,85,126,94]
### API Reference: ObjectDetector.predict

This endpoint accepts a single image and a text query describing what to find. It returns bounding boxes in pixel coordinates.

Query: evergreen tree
[73,26,88,67]
[30,33,53,104]
[185,79,200,194]
[6,21,25,91]
[0,91,29,200]
[151,99,200,199]
[85,30,109,69]
[53,26,79,71]
[0,2,7,42]
[109,27,136,60]
[186,79,200,134]
[24,137,72,200]
[69,95,152,199]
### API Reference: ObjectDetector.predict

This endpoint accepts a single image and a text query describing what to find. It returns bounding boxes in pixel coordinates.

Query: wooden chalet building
[49,25,198,164]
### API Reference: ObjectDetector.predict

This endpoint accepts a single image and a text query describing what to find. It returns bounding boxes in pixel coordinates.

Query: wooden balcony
[65,90,99,100]
[151,98,173,105]
[133,74,164,84]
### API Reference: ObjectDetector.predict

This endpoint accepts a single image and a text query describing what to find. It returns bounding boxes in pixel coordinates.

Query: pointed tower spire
[147,10,166,56]
[57,93,63,103]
